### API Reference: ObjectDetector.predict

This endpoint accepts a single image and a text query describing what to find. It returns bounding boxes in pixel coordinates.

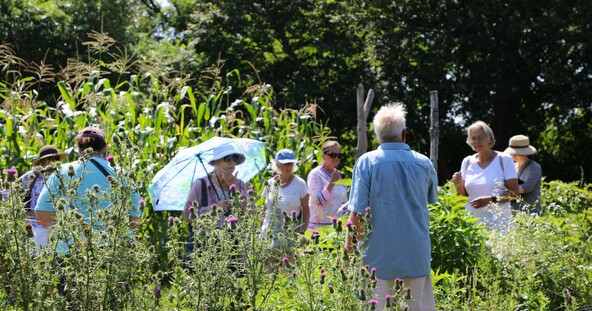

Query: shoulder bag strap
[89,158,111,179]
[200,177,208,207]
[495,151,504,175]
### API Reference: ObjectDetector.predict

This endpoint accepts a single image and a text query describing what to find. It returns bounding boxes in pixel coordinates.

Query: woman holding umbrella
[183,143,248,254]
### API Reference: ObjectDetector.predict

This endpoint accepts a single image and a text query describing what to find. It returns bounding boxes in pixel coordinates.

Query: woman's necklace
[280,175,294,188]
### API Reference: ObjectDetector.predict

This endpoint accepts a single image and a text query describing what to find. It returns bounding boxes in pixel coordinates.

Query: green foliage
[430,183,487,274]
[540,180,592,214]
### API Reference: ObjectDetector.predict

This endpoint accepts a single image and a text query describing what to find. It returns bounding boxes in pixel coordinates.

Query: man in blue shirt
[346,103,438,311]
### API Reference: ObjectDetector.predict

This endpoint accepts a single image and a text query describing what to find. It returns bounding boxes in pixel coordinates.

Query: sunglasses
[222,154,240,162]
[323,151,341,159]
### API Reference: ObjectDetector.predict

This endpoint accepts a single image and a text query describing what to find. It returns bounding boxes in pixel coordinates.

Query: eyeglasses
[470,135,487,142]
[223,154,240,162]
[324,151,341,159]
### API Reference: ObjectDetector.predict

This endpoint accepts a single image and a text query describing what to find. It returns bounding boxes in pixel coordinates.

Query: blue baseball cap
[275,149,298,164]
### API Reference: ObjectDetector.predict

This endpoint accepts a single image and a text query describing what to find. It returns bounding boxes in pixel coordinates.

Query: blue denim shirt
[348,142,438,279]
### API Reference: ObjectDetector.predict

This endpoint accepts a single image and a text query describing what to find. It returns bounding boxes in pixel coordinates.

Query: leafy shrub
[430,183,487,274]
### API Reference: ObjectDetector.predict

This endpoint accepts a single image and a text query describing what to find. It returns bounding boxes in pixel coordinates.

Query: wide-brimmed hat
[32,145,69,166]
[504,135,537,156]
[208,143,245,165]
[275,149,298,164]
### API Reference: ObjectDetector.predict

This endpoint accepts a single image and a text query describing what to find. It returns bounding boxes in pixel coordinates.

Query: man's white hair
[373,103,406,143]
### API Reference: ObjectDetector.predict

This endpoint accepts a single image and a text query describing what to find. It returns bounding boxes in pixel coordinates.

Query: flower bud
[405,287,412,300]
[358,288,366,301]
[369,299,377,310]
[68,165,75,177]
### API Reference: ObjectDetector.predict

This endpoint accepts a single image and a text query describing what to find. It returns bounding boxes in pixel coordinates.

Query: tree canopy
[1,0,591,182]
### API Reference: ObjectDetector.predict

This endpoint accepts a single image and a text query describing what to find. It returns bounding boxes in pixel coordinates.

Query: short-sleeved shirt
[461,152,517,231]
[261,175,308,231]
[36,156,141,252]
[348,142,438,280]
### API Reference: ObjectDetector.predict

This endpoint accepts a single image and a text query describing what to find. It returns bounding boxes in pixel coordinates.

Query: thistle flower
[328,284,334,294]
[403,304,409,311]
[139,199,146,207]
[6,168,17,182]
[331,216,338,229]
[291,271,297,278]
[365,207,371,213]
[229,183,237,192]
[320,272,326,285]
[273,174,280,180]
[335,220,343,232]
[395,278,404,291]
[154,285,161,299]
[68,165,75,177]
[385,295,392,308]
[340,268,348,281]
[312,231,320,244]
[167,216,175,223]
[226,216,238,229]
[405,287,412,300]
[345,221,352,231]
[371,267,376,279]
[247,188,254,195]
[122,281,129,290]
[25,223,34,238]
[369,299,378,310]
[106,155,115,165]
[358,288,366,301]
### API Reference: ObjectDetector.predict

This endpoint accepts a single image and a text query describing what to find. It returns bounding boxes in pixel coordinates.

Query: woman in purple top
[183,143,248,256]
[306,140,348,230]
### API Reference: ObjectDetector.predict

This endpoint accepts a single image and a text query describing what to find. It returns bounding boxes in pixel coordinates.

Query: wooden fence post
[356,84,375,160]
[429,90,439,173]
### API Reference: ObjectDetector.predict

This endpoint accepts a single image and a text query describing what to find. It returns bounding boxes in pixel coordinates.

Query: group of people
[12,104,542,311]
[452,121,542,232]
[181,140,349,255]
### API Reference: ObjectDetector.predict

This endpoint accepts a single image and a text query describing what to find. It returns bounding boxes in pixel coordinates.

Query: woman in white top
[452,121,519,231]
[261,149,310,250]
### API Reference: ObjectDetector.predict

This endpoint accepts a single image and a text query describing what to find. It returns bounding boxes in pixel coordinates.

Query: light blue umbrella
[148,137,266,211]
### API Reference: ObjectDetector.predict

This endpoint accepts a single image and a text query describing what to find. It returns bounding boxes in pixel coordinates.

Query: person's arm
[36,210,55,227]
[308,169,333,206]
[452,157,468,196]
[518,163,542,194]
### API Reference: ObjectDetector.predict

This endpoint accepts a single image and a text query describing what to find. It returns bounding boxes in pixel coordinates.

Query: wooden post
[356,84,375,160]
[429,90,439,173]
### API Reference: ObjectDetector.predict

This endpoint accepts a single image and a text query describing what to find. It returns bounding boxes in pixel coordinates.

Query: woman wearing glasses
[20,145,68,248]
[452,121,519,232]
[306,140,348,230]
[183,143,248,227]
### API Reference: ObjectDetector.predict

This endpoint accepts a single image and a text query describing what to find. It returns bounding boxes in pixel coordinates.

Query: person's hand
[452,171,462,186]
[470,196,492,209]
[330,170,342,183]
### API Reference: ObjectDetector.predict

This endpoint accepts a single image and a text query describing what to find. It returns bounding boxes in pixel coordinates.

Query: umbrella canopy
[148,137,266,211]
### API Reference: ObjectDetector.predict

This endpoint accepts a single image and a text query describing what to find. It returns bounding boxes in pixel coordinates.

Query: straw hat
[504,135,537,156]
[31,145,69,166]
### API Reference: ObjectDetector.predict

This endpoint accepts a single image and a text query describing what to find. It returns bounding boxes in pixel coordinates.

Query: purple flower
[385,295,391,302]
[226,217,238,223]
[106,155,114,162]
[291,271,297,278]
[167,216,174,223]
[369,299,378,305]
[328,284,334,294]
[319,267,325,273]
[331,216,337,223]
[320,272,326,284]
[229,183,237,191]
[365,207,371,213]
[282,257,289,263]
[139,199,146,206]
[291,210,297,216]
[122,281,129,290]
[5,168,17,175]
[247,188,254,195]
[154,285,161,298]
[273,174,280,180]
[405,287,412,300]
